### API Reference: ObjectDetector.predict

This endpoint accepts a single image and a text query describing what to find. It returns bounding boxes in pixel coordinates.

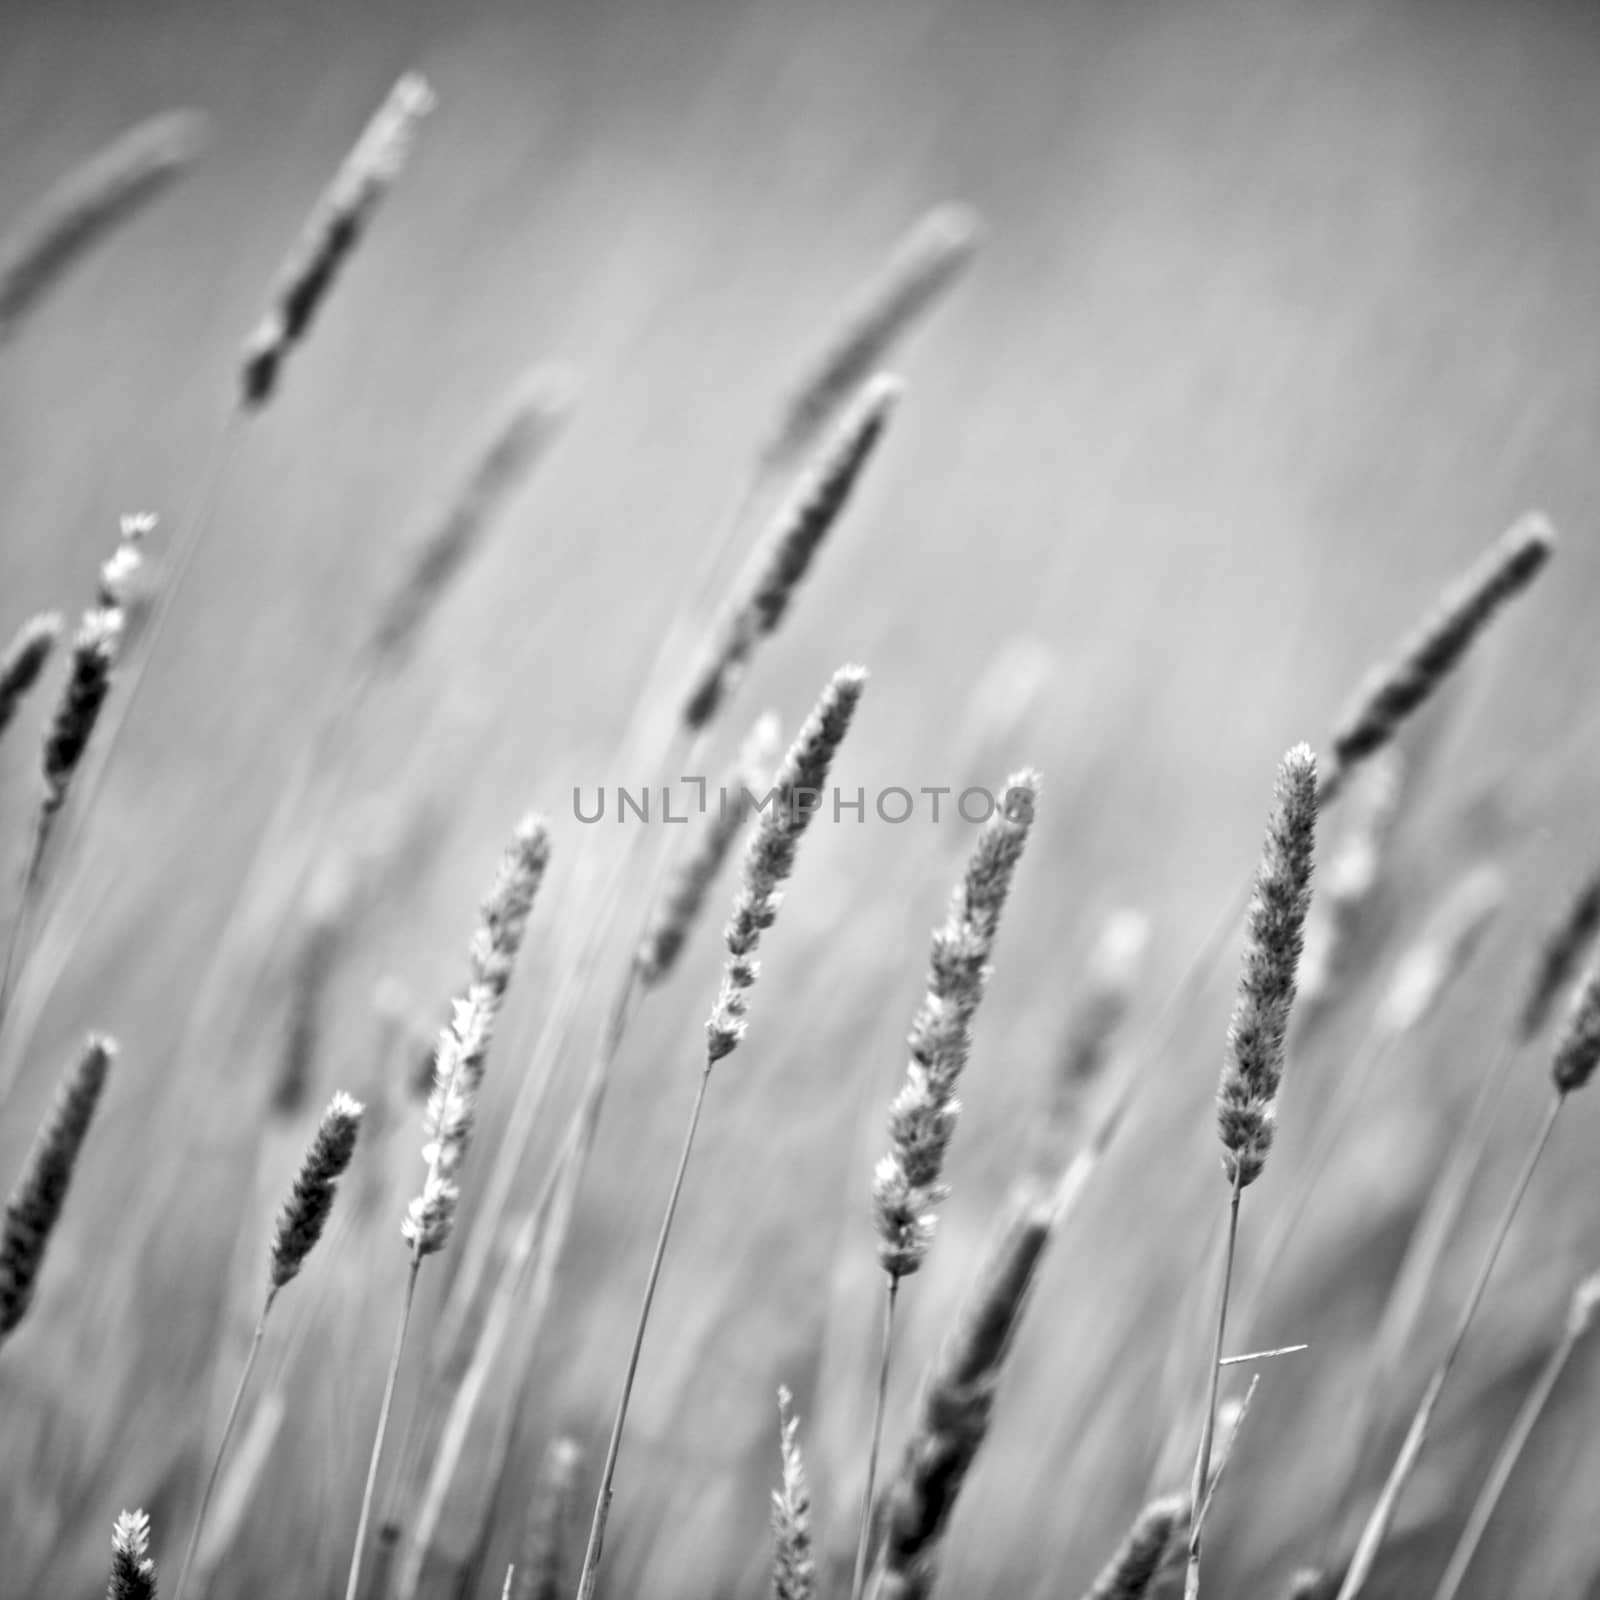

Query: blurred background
[4,0,1600,1595]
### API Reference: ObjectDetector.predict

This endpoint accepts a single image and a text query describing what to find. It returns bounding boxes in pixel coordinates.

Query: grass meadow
[4,1,1600,1596]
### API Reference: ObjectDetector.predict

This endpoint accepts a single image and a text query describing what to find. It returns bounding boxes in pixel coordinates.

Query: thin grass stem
[851,1277,899,1600]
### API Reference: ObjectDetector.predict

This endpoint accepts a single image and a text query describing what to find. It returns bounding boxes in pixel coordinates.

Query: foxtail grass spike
[1322,515,1553,801]
[636,712,780,987]
[273,856,353,1115]
[368,365,576,661]
[0,613,62,743]
[404,814,551,1257]
[684,379,899,730]
[763,203,980,471]
[242,73,435,406]
[0,110,208,339]
[1055,908,1149,1106]
[868,1191,1054,1600]
[1552,954,1600,1093]
[772,1387,816,1600]
[270,1091,364,1287]
[874,770,1040,1278]
[1217,745,1318,1189]
[1520,864,1600,1042]
[1080,1495,1187,1600]
[0,1033,113,1343]
[108,1509,158,1600]
[705,668,867,1063]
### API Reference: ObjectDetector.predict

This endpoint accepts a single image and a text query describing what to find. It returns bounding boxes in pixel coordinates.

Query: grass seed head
[763,203,980,472]
[1551,953,1600,1095]
[1375,863,1504,1038]
[705,668,866,1063]
[875,773,1040,1277]
[1082,1494,1187,1600]
[0,109,208,339]
[1217,744,1317,1189]
[107,1508,157,1600]
[404,814,551,1256]
[0,611,62,742]
[270,1091,365,1288]
[686,379,899,730]
[1323,514,1553,801]
[871,1191,1053,1599]
[0,1034,114,1342]
[242,73,435,406]
[1519,864,1600,1043]
[771,1386,816,1600]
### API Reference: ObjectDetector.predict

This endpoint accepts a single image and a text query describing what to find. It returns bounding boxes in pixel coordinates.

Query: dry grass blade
[0,1032,113,1345]
[867,1189,1055,1600]
[762,203,980,472]
[1431,1272,1600,1600]
[242,72,435,406]
[0,613,62,744]
[1320,514,1554,803]
[0,109,209,338]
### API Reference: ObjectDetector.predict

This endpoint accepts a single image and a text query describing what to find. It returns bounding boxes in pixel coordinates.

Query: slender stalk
[575,1060,715,1600]
[1335,1092,1565,1600]
[172,1287,278,1600]
[1185,1170,1243,1600]
[1430,1315,1581,1600]
[851,1277,899,1600]
[346,1256,421,1600]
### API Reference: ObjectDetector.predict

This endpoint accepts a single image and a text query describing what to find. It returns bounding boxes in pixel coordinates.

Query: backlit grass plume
[1320,514,1553,803]
[1190,744,1317,1600]
[107,1509,158,1600]
[867,1189,1055,1600]
[772,1386,816,1600]
[242,72,435,407]
[684,378,899,730]
[577,666,866,1600]
[0,1032,113,1345]
[872,769,1041,1279]
[854,768,1039,1600]
[402,815,553,1256]
[37,514,149,846]
[1080,1495,1187,1600]
[173,1092,365,1600]
[366,364,576,663]
[763,203,980,472]
[0,612,61,744]
[636,711,781,987]
[347,814,550,1600]
[0,109,209,340]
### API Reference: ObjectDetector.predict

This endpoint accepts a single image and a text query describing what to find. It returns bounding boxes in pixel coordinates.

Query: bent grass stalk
[1430,1273,1600,1600]
[575,668,866,1600]
[1334,1091,1566,1600]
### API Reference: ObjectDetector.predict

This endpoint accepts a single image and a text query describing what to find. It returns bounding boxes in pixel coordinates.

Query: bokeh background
[4,0,1600,1595]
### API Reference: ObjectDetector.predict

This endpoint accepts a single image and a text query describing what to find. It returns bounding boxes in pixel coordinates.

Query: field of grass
[4,1,1600,1596]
